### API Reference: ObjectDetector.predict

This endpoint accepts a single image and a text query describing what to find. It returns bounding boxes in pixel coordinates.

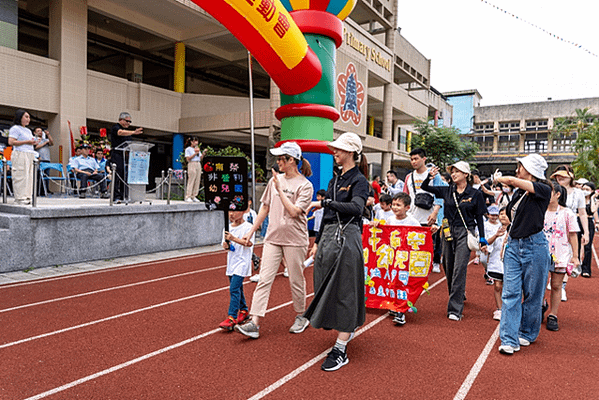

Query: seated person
[68,146,83,191]
[94,148,110,176]
[71,145,108,198]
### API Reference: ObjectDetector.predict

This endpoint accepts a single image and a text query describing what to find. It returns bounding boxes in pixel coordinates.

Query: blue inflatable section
[302,151,333,232]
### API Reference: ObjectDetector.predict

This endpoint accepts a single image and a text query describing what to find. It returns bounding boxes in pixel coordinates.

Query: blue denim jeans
[500,231,550,347]
[228,275,247,318]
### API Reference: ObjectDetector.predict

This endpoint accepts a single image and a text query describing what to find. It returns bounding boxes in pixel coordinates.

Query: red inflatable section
[191,0,322,95]
[276,139,334,155]
[290,10,344,48]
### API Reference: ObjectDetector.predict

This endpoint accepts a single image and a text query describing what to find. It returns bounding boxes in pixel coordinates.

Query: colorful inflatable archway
[191,0,357,190]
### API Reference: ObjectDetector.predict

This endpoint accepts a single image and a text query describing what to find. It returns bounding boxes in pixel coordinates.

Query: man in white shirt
[386,170,404,195]
[72,145,108,198]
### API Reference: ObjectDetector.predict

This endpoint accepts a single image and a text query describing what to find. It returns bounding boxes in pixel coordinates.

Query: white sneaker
[498,344,520,355]
[192,197,200,202]
[432,263,441,273]
[547,282,551,290]
[185,198,193,203]
[519,337,531,347]
[561,287,567,302]
[448,314,461,321]
[249,274,260,282]
[493,309,502,321]
[283,267,289,277]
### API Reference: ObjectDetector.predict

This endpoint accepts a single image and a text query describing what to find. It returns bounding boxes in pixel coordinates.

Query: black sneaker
[321,347,348,372]
[389,310,398,318]
[546,314,559,331]
[252,254,261,271]
[393,312,406,325]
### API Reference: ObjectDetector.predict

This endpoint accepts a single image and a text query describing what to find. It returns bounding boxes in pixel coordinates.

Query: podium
[113,141,154,203]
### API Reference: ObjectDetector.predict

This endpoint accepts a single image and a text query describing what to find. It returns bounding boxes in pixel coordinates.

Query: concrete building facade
[0,0,451,187]
[444,92,599,176]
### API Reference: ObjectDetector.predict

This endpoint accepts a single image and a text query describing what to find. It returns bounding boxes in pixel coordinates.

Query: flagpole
[248,51,256,211]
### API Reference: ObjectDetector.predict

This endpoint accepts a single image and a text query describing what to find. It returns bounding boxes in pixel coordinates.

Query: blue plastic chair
[40,162,67,195]
[0,159,13,196]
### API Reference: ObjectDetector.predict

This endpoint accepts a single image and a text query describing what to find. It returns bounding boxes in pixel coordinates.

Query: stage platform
[0,196,224,273]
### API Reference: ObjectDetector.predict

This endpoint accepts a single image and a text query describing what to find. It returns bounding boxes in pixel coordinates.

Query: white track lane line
[0,275,277,350]
[248,277,448,400]
[23,293,314,400]
[0,264,226,313]
[453,324,500,400]
[0,249,235,289]
[593,242,599,271]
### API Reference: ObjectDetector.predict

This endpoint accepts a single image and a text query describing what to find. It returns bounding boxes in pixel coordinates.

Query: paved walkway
[0,244,224,286]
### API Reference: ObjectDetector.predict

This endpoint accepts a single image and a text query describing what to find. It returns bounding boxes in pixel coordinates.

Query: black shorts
[487,271,503,281]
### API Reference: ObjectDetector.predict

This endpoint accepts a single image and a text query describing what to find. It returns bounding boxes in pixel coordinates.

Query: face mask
[503,187,510,193]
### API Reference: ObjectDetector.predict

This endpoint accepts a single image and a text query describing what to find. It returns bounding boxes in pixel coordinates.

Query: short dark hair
[551,181,568,207]
[379,194,392,205]
[583,182,596,191]
[471,169,481,177]
[316,189,326,197]
[409,148,426,158]
[13,109,29,126]
[393,192,411,206]
[386,170,397,178]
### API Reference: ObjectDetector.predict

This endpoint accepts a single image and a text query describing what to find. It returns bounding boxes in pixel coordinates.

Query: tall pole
[248,51,256,211]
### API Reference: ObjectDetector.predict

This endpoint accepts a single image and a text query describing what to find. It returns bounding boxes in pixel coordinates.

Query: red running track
[1,242,598,399]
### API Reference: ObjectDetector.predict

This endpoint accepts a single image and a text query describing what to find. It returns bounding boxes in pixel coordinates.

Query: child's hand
[497,225,507,236]
[222,242,229,250]
[430,224,439,234]
[224,231,234,242]
[369,220,380,227]
[570,256,580,266]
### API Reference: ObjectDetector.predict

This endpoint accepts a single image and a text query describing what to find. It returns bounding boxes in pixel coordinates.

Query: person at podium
[110,112,142,202]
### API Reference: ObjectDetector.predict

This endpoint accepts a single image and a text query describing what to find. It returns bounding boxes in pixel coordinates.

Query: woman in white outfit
[8,109,39,205]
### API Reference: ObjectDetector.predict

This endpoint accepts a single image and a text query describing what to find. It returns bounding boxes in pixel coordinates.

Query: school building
[0,0,452,186]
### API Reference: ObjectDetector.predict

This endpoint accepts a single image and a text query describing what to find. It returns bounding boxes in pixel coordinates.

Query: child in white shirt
[485,207,509,320]
[384,192,421,325]
[219,210,255,331]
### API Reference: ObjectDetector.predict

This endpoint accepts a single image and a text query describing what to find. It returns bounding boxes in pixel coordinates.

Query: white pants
[11,151,35,203]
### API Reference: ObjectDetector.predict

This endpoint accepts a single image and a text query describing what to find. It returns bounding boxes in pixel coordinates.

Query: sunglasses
[123,119,132,123]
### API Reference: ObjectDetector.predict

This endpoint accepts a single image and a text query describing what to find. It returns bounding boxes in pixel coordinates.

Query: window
[499,122,520,133]
[525,120,548,131]
[552,132,577,153]
[473,136,494,152]
[498,134,520,153]
[524,133,547,153]
[474,123,494,134]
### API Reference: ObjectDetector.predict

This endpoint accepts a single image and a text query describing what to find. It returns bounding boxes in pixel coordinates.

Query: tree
[552,107,599,183]
[410,119,479,169]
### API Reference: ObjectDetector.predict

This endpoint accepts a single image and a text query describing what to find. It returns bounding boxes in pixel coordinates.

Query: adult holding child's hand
[234,141,314,339]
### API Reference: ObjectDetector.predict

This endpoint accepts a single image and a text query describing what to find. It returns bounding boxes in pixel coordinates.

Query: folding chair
[0,160,13,196]
[40,162,67,195]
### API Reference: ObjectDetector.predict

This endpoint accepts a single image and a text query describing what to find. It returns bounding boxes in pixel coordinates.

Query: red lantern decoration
[80,126,88,136]
[100,128,107,138]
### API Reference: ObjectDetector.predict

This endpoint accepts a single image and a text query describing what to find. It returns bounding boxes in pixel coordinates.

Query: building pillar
[48,0,88,165]
[381,0,398,174]
[381,83,393,174]
[174,42,185,93]
[126,57,143,83]
[172,133,184,169]
[0,0,18,49]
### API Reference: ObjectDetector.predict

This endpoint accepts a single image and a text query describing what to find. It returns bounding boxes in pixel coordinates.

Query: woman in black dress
[305,132,370,372]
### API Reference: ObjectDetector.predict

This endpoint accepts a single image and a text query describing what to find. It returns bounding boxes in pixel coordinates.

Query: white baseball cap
[575,178,589,185]
[270,141,302,160]
[446,161,471,175]
[517,154,547,181]
[328,132,363,153]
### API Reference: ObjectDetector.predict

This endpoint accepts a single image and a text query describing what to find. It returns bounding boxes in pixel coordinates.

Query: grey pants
[442,224,472,318]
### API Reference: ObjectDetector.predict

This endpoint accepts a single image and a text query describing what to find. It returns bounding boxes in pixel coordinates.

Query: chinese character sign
[203,156,248,211]
[363,225,433,313]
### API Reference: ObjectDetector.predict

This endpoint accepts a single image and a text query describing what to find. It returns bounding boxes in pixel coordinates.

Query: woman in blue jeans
[495,154,552,355]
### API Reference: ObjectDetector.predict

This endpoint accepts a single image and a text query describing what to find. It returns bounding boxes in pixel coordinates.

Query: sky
[396,0,599,106]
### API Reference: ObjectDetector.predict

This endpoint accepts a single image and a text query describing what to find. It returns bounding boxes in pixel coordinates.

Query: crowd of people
[218,140,598,371]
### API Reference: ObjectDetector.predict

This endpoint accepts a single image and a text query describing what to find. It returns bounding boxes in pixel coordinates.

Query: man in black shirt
[110,112,142,201]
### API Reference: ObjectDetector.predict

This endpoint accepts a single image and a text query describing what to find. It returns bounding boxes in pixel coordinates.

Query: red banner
[362,225,433,313]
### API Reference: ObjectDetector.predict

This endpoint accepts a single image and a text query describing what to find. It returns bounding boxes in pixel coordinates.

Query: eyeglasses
[123,119,132,123]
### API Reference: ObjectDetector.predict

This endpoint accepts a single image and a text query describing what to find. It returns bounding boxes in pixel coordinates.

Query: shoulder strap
[410,172,416,194]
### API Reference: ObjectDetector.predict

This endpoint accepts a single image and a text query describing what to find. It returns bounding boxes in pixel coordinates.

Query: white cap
[270,141,302,160]
[328,132,363,153]
[517,154,548,181]
[575,178,589,185]
[446,161,471,175]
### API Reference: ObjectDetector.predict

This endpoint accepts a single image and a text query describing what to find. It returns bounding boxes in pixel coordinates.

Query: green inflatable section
[280,116,333,142]
[280,34,336,107]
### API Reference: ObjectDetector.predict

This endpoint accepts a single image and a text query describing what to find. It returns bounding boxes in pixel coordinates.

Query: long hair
[13,109,28,126]
[551,180,568,208]
[299,157,312,177]
[553,165,576,187]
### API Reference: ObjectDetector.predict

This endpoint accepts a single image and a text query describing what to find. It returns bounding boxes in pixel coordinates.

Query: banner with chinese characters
[363,225,433,313]
[202,156,248,211]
